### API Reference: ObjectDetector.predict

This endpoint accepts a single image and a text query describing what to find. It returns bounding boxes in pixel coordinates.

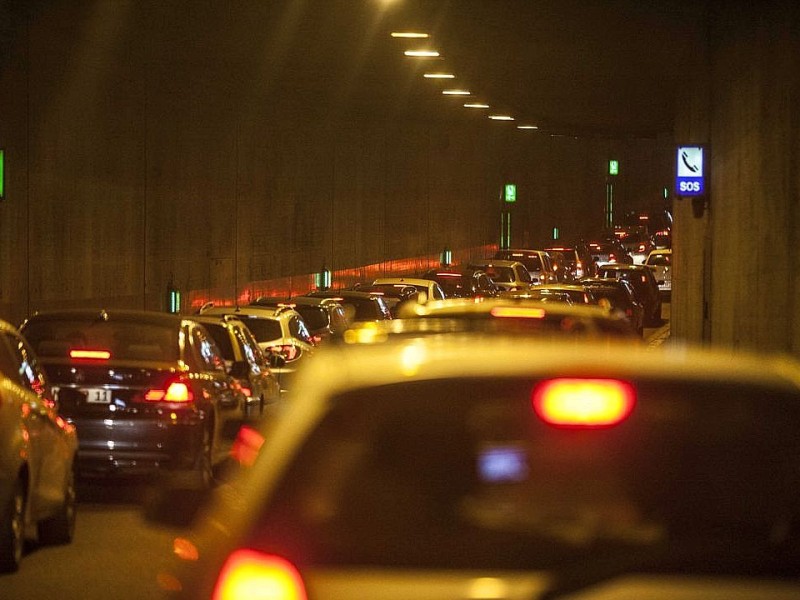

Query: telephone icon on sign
[681,150,700,173]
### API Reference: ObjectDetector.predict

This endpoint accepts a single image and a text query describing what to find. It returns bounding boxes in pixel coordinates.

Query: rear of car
[493,249,557,284]
[20,310,241,485]
[581,278,645,335]
[0,319,77,572]
[371,277,446,302]
[199,305,315,393]
[168,338,800,599]
[544,244,595,281]
[596,264,662,326]
[421,267,499,299]
[302,290,393,324]
[645,248,672,297]
[470,260,534,292]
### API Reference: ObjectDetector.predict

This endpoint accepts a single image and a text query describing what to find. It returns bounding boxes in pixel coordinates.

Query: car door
[2,331,73,519]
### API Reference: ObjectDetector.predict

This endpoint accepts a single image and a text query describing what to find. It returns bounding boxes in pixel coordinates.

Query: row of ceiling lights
[390,30,539,130]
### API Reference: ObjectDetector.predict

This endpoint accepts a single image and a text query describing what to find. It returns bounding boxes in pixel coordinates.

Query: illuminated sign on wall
[675,145,706,197]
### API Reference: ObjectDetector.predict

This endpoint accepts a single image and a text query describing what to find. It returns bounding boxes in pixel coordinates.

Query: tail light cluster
[144,378,194,403]
[532,378,635,428]
[212,550,306,600]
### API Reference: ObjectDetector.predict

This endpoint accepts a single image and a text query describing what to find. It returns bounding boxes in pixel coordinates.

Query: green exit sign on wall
[504,183,516,203]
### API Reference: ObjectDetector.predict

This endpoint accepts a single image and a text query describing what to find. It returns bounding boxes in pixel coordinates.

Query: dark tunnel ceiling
[277,0,707,138]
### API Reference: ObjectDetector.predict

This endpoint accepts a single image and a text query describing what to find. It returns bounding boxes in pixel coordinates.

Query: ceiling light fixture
[489,115,515,121]
[464,103,490,109]
[517,125,539,130]
[404,50,440,57]
[443,89,470,96]
[391,32,429,38]
[424,73,455,79]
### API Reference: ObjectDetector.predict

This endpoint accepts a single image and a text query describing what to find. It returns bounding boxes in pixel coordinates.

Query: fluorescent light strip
[517,125,539,130]
[424,73,455,79]
[489,115,514,121]
[404,50,440,57]
[464,103,490,109]
[443,89,470,96]
[391,32,429,38]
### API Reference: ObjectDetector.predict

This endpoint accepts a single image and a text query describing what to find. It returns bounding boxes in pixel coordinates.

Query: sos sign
[675,146,706,197]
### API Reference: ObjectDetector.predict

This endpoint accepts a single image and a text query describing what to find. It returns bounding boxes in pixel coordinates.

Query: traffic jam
[5,220,800,598]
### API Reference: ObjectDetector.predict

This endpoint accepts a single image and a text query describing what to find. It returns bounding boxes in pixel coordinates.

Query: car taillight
[144,379,194,403]
[69,349,111,360]
[490,306,546,319]
[532,378,635,427]
[212,550,307,600]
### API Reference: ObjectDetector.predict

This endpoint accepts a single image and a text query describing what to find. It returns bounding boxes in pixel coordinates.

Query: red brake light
[490,306,546,319]
[144,380,193,403]
[70,349,111,360]
[212,550,307,600]
[532,378,635,427]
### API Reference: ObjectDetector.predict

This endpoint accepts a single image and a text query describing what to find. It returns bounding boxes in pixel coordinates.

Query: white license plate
[83,388,111,404]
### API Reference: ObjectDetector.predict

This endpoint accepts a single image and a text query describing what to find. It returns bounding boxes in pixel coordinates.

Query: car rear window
[22,319,179,362]
[236,316,283,343]
[647,254,671,266]
[203,323,235,361]
[250,377,800,572]
[482,266,515,283]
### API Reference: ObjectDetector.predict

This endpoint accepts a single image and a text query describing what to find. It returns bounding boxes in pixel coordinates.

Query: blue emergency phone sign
[675,145,706,197]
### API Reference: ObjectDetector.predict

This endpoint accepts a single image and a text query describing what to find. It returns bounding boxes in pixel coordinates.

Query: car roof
[373,277,437,288]
[287,335,800,413]
[469,259,525,269]
[22,308,185,327]
[397,297,616,320]
[200,305,287,320]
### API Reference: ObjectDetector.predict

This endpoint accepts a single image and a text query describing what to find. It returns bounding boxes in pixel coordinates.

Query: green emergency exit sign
[504,183,516,203]
[609,159,619,176]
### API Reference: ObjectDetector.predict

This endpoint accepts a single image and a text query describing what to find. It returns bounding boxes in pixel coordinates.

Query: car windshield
[250,377,800,573]
[22,319,179,362]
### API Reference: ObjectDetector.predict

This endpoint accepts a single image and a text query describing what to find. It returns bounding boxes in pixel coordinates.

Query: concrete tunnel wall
[672,0,800,356]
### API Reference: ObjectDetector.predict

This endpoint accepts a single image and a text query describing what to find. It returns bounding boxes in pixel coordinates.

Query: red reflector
[145,381,193,403]
[490,306,546,319]
[212,550,307,600]
[532,378,635,427]
[69,349,111,360]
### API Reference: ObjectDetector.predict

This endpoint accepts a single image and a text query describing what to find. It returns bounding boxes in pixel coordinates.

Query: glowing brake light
[69,349,111,360]
[532,378,635,427]
[490,306,546,319]
[212,550,307,600]
[144,380,193,402]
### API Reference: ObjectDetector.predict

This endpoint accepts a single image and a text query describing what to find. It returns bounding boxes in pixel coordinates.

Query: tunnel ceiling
[278,0,706,138]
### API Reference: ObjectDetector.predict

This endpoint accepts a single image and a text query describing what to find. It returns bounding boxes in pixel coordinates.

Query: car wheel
[37,467,76,545]
[0,478,26,572]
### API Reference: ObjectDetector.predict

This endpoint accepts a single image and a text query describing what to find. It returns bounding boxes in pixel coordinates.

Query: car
[353,284,422,318]
[493,248,557,283]
[543,243,596,281]
[652,229,672,249]
[501,283,597,305]
[0,319,77,572]
[581,277,645,335]
[645,248,672,297]
[199,304,316,392]
[164,336,800,599]
[250,296,350,344]
[19,309,242,488]
[595,262,663,326]
[371,277,446,302]
[420,267,500,299]
[587,239,633,264]
[395,297,640,341]
[468,259,536,291]
[302,290,393,324]
[613,226,654,264]
[191,314,282,419]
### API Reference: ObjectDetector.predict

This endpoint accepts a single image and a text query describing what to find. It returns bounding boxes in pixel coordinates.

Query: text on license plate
[83,388,111,404]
